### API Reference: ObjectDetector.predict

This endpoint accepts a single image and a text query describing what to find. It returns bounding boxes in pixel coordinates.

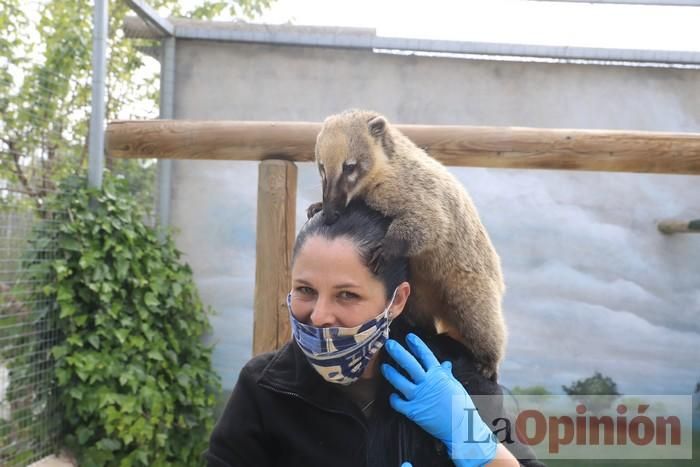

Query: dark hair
[294,201,445,466]
[293,200,409,300]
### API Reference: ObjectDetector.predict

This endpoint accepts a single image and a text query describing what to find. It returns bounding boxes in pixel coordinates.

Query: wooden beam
[658,219,700,234]
[252,160,297,355]
[107,119,700,175]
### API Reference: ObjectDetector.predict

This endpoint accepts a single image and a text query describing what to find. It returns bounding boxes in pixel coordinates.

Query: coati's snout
[321,184,344,224]
[320,162,351,224]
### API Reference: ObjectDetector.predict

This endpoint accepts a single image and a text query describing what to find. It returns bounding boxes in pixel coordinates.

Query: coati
[310,109,506,381]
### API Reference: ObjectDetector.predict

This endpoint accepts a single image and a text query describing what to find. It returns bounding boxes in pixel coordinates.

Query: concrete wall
[172,39,700,394]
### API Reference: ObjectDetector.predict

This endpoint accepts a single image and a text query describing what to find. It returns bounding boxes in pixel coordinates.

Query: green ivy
[22,173,222,467]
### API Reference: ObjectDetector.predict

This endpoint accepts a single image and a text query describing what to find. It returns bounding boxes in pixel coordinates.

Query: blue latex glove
[381,333,498,467]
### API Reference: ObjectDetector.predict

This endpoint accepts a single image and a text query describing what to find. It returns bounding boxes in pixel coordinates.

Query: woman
[205,201,544,467]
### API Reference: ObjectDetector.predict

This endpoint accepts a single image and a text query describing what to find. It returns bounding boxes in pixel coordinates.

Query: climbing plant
[22,173,221,466]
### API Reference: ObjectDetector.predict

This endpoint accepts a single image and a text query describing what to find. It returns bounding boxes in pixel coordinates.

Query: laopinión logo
[452,395,694,460]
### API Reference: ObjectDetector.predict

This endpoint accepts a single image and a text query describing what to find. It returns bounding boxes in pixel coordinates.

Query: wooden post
[253,160,297,355]
[658,219,700,234]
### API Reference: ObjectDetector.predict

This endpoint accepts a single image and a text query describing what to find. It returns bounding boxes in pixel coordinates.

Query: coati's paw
[367,235,409,273]
[380,234,410,260]
[368,245,385,274]
[306,202,323,220]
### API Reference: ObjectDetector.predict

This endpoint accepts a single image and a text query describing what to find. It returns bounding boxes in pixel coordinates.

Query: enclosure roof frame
[125,0,174,37]
[122,15,700,66]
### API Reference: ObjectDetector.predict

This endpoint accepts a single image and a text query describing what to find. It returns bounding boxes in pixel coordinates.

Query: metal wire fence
[1,1,161,464]
[1,1,70,457]
[0,53,74,466]
[0,210,62,466]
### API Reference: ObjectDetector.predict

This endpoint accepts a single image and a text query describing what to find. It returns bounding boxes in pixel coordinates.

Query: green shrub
[24,173,221,466]
[510,385,552,396]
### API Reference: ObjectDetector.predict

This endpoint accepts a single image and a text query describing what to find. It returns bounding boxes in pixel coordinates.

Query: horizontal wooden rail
[107,120,700,175]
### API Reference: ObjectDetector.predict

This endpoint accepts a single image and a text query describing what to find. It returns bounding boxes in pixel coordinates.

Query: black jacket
[204,335,545,467]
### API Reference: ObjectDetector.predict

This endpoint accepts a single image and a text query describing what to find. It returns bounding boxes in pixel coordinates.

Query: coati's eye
[342,162,357,174]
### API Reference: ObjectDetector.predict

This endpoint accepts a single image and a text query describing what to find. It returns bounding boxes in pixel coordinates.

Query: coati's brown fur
[312,109,506,381]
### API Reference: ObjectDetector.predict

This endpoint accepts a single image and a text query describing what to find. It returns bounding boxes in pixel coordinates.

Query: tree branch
[0,138,36,198]
[0,186,38,197]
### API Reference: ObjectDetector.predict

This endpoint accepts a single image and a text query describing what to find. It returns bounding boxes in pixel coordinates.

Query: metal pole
[157,37,175,237]
[88,0,107,189]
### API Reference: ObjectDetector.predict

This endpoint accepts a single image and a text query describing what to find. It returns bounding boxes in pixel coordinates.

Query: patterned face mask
[287,287,399,385]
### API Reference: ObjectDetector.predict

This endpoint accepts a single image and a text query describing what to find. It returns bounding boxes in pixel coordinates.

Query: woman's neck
[360,352,382,380]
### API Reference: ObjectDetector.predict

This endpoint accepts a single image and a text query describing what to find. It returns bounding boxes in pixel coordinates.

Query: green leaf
[87,334,99,349]
[110,302,124,319]
[52,345,69,360]
[115,257,129,279]
[69,387,83,400]
[134,450,148,465]
[114,328,129,344]
[118,373,130,387]
[52,260,69,275]
[67,335,83,347]
[59,235,82,252]
[57,284,73,302]
[96,438,122,451]
[74,313,88,327]
[144,292,158,308]
[176,373,190,387]
[59,303,77,318]
[77,426,93,445]
[128,334,145,350]
[56,368,71,385]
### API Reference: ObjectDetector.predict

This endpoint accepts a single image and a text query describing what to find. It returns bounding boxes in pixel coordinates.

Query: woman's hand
[381,333,499,466]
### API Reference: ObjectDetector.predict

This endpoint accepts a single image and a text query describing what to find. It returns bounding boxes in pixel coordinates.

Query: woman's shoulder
[237,341,294,384]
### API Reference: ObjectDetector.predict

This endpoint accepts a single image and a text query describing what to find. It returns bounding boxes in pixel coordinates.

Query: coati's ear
[368,116,387,138]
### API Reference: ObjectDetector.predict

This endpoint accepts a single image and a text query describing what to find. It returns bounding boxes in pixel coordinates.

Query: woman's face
[290,235,410,328]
